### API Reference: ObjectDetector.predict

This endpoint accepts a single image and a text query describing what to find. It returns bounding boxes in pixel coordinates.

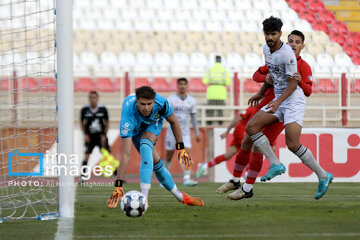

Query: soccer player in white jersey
[246,16,333,199]
[164,78,201,187]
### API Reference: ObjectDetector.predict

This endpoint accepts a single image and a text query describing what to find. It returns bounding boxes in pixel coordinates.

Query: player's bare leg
[246,111,285,181]
[285,122,332,199]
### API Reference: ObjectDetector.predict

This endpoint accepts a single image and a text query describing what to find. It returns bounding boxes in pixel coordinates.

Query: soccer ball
[120,190,148,218]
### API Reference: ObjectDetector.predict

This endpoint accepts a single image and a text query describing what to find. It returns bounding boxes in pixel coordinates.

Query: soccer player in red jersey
[195,106,257,179]
[218,30,316,199]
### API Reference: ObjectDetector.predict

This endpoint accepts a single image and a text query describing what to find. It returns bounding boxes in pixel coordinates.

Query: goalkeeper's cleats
[216,179,240,194]
[315,172,333,200]
[195,163,208,179]
[181,192,204,206]
[183,179,198,187]
[227,187,253,200]
[260,163,286,182]
[178,149,193,170]
[107,187,123,208]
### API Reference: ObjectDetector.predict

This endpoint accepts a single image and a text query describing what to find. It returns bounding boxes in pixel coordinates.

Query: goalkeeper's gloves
[176,142,193,170]
[107,180,124,208]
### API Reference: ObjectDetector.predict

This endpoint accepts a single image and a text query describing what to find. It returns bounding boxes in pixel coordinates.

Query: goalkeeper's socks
[140,183,150,198]
[153,160,175,191]
[139,138,154,185]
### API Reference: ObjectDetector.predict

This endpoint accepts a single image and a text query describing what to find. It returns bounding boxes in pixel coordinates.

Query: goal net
[0,0,58,221]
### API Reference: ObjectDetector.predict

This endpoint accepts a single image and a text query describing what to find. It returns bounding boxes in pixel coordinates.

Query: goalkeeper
[107,86,204,208]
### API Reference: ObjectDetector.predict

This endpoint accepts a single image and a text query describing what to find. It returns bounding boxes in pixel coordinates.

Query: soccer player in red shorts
[195,106,257,179]
[218,30,314,199]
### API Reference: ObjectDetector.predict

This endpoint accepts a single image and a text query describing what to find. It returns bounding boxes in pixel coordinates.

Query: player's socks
[140,183,150,198]
[294,145,327,179]
[153,160,176,190]
[242,183,253,193]
[245,152,263,185]
[232,148,251,178]
[208,154,227,168]
[139,139,154,192]
[250,132,281,165]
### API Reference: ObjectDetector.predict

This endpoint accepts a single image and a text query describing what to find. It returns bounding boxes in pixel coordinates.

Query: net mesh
[0,0,57,220]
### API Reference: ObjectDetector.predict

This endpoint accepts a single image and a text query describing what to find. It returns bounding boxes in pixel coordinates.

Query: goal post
[56,0,74,218]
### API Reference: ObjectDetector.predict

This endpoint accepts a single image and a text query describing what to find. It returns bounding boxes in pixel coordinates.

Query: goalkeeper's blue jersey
[120,93,173,138]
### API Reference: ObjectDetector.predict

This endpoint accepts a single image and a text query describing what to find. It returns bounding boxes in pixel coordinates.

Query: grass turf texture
[0,183,359,240]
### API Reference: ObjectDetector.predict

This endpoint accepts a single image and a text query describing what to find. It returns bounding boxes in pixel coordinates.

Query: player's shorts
[230,121,246,149]
[165,130,191,150]
[261,89,306,127]
[131,118,164,152]
[84,134,110,154]
[262,121,284,146]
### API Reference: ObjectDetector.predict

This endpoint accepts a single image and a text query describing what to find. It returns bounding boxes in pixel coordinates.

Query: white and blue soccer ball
[120,191,148,218]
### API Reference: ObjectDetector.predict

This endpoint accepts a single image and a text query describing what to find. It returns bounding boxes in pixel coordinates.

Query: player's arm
[80,108,90,142]
[252,65,269,83]
[190,113,201,142]
[298,64,313,97]
[221,115,243,139]
[266,76,297,113]
[107,137,130,208]
[248,82,273,106]
[104,108,110,135]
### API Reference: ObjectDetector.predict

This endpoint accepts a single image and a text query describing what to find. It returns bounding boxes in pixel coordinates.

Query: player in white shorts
[246,16,333,200]
[164,78,201,187]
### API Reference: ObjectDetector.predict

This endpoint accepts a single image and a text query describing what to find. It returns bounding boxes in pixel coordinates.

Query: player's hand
[107,187,123,208]
[196,135,201,143]
[265,100,280,113]
[265,74,273,84]
[85,134,90,143]
[178,149,193,170]
[293,72,301,82]
[220,131,229,139]
[248,93,263,106]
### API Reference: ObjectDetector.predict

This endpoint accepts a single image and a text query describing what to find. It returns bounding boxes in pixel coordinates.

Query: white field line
[54,217,74,240]
[74,232,360,239]
[76,194,360,198]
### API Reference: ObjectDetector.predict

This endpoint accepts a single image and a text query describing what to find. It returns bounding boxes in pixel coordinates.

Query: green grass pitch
[1,182,359,240]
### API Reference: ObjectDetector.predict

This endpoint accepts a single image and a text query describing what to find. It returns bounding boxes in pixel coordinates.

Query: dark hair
[89,91,98,96]
[288,30,305,43]
[177,78,188,84]
[136,86,156,99]
[262,16,283,33]
[215,55,221,63]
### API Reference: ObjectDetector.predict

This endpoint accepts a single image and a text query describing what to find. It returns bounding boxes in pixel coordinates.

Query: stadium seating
[21,77,38,91]
[134,78,151,88]
[41,77,56,92]
[75,77,96,92]
[354,79,360,93]
[188,78,207,93]
[317,78,337,93]
[153,78,170,92]
[95,77,115,92]
[0,79,10,91]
